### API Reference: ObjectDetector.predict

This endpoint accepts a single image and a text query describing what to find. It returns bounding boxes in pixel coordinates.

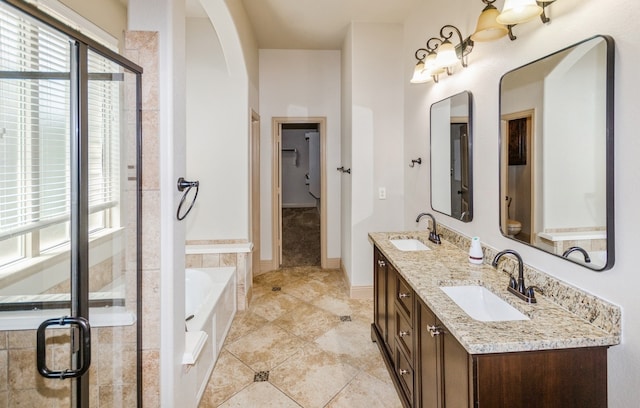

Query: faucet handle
[509,276,517,290]
[525,286,537,301]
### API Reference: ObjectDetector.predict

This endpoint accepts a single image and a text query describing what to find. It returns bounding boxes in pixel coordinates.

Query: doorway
[501,110,534,244]
[272,118,327,269]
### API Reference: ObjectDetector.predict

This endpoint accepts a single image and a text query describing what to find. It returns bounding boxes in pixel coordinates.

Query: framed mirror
[431,91,473,222]
[499,35,614,271]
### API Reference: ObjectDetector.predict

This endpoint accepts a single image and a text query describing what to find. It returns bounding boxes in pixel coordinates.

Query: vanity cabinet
[372,245,609,408]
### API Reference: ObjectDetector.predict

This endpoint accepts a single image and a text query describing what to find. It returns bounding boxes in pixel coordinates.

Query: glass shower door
[0,1,142,406]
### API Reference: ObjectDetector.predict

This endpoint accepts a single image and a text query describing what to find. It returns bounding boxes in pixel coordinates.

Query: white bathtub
[183,267,236,404]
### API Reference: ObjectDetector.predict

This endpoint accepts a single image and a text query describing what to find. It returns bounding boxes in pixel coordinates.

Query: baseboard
[258,260,277,276]
[339,260,373,300]
[350,285,373,299]
[324,257,341,269]
[282,203,316,208]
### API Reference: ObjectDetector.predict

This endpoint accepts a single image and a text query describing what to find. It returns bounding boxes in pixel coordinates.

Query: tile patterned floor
[198,266,402,408]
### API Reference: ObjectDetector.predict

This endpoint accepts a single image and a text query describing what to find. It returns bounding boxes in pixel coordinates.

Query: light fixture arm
[537,0,557,24]
[414,47,429,62]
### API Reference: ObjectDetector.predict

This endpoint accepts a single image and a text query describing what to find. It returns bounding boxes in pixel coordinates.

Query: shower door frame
[1,1,144,406]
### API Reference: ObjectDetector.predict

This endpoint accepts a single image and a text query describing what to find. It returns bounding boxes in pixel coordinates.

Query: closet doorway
[272,118,327,269]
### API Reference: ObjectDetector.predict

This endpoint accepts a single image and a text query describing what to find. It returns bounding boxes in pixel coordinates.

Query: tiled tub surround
[186,241,253,310]
[369,229,620,355]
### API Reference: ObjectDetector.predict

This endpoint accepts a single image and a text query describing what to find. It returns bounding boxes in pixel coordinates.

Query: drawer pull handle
[398,293,410,299]
[427,325,442,337]
[399,369,409,376]
[377,260,386,267]
[399,330,410,337]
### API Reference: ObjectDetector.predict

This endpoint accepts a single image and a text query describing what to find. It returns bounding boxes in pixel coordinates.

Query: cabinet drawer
[396,309,414,360]
[396,275,414,319]
[395,345,414,403]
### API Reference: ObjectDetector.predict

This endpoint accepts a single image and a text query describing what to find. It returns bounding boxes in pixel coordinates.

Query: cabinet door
[419,300,442,408]
[385,263,397,349]
[374,248,387,344]
[442,327,471,407]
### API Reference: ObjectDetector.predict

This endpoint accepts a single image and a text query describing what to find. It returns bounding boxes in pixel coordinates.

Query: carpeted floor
[281,207,320,267]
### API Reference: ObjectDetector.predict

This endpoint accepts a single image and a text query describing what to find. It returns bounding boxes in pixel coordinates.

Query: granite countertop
[369,231,620,355]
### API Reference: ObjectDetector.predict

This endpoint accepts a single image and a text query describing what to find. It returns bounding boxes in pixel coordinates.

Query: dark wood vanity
[372,246,609,408]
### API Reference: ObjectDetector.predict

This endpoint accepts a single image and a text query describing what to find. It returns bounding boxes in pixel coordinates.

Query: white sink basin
[390,239,430,251]
[440,286,529,322]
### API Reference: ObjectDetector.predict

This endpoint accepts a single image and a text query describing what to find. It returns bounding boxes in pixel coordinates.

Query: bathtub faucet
[416,212,441,245]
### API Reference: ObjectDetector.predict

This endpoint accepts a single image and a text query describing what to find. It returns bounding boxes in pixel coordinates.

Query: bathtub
[183,267,236,404]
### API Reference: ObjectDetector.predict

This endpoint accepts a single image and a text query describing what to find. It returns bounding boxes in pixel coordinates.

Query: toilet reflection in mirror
[499,35,615,271]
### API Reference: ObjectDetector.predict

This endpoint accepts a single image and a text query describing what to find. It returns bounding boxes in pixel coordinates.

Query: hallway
[198,266,401,407]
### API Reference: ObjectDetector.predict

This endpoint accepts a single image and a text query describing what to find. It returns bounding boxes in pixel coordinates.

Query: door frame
[271,117,327,269]
[501,109,535,243]
[250,110,261,277]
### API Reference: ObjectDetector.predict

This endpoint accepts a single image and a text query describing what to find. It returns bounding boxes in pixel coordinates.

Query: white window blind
[0,3,121,263]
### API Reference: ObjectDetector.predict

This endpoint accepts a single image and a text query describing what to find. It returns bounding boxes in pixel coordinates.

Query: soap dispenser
[468,236,483,265]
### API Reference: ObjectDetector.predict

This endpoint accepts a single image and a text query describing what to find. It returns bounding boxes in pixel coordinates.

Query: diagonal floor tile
[249,291,306,322]
[325,370,403,408]
[224,310,269,345]
[271,302,341,342]
[217,381,301,408]
[224,323,306,372]
[269,344,360,408]
[198,350,254,408]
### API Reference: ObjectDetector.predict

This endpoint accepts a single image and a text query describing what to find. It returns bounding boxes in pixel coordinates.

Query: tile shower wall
[124,31,161,407]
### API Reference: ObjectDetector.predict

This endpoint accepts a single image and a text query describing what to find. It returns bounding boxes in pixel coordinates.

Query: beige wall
[60,0,127,47]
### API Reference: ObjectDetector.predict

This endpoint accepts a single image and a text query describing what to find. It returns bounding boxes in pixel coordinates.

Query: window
[0,3,121,268]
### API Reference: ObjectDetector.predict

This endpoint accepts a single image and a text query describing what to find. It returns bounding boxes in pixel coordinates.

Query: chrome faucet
[562,246,591,263]
[416,212,441,244]
[491,249,536,303]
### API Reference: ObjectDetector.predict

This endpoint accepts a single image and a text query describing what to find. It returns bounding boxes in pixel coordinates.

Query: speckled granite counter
[369,231,621,355]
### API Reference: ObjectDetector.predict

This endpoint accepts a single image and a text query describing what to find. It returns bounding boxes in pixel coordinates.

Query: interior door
[0,2,142,406]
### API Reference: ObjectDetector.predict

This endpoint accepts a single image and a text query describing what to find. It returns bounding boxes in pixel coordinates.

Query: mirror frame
[498,35,615,271]
[430,90,474,222]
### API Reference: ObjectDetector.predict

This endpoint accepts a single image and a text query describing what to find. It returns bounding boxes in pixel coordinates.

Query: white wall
[341,30,354,279]
[128,0,186,405]
[403,0,640,406]
[347,22,405,287]
[259,49,342,261]
[185,17,249,241]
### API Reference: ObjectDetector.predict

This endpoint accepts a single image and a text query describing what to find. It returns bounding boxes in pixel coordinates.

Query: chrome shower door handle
[36,316,91,379]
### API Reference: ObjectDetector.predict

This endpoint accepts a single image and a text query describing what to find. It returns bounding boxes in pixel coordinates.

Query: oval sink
[390,238,430,251]
[440,286,529,322]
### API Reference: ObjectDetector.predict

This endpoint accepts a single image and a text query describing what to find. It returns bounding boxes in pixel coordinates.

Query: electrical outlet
[378,187,387,200]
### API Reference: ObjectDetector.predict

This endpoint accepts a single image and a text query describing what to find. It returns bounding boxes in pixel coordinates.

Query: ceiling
[187,0,420,50]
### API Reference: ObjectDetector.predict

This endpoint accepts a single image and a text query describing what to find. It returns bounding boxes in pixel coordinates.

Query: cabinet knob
[427,325,442,337]
[399,369,409,376]
[398,292,410,299]
[377,260,386,267]
[399,330,410,338]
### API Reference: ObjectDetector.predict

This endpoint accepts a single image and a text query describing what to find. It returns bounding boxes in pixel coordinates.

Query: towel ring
[176,177,200,221]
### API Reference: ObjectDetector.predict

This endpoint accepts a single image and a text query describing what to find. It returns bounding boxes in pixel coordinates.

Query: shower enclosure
[0,0,142,406]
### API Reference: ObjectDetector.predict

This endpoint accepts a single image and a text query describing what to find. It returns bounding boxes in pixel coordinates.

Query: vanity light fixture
[471,0,509,42]
[410,39,446,84]
[435,25,474,74]
[496,0,558,40]
[497,0,543,25]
